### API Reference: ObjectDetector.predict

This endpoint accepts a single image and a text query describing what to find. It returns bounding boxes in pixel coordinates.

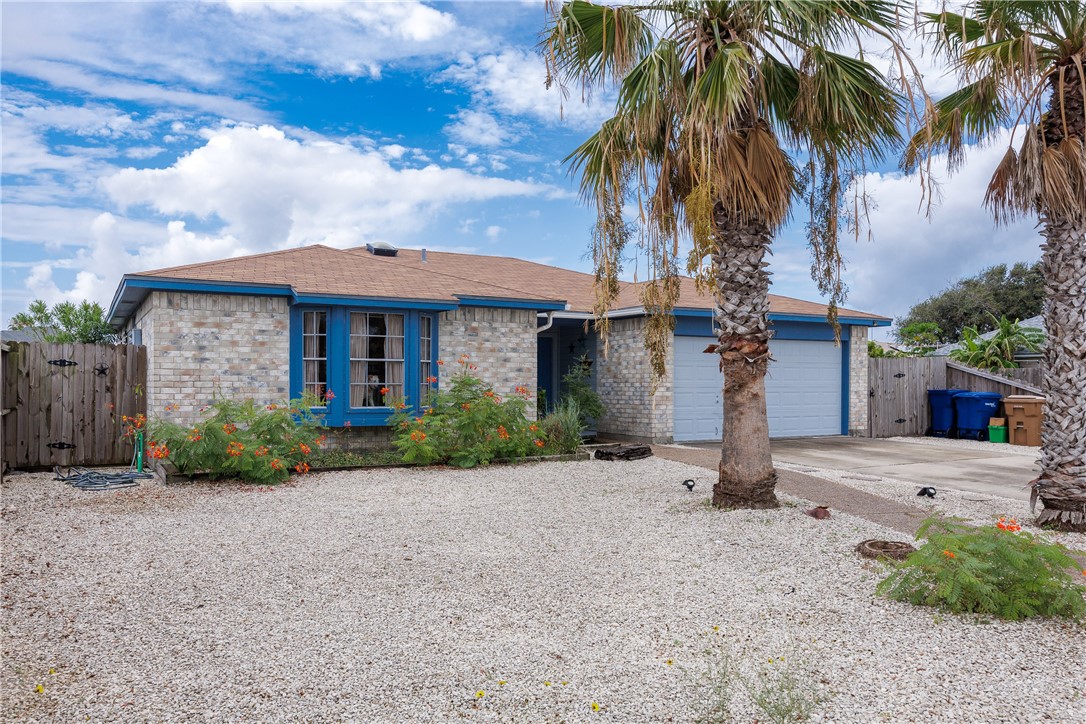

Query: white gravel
[886,435,1041,457]
[3,459,1084,722]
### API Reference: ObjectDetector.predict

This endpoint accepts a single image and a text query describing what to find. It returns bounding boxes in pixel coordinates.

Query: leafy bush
[309,448,402,468]
[540,399,584,454]
[387,355,547,467]
[877,516,1086,621]
[948,313,1043,371]
[561,354,605,426]
[147,395,326,484]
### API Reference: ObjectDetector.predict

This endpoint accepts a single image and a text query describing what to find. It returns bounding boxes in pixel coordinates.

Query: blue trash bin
[953,392,1003,440]
[927,389,970,437]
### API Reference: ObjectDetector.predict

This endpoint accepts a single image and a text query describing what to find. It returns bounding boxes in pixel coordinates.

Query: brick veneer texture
[128,291,290,426]
[594,317,674,443]
[848,325,870,436]
[438,306,539,419]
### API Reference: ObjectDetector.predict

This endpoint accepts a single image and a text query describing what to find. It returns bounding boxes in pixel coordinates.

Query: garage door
[673,336,842,441]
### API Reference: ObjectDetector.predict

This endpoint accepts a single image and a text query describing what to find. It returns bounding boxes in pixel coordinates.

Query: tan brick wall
[848,325,870,436]
[595,317,673,443]
[438,306,538,419]
[133,292,290,425]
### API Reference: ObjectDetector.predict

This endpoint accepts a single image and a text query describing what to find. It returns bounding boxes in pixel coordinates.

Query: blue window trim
[454,295,566,310]
[289,305,437,427]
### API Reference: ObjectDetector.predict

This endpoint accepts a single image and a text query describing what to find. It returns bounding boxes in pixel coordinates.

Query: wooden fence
[867,357,948,438]
[1,342,147,470]
[868,357,1043,438]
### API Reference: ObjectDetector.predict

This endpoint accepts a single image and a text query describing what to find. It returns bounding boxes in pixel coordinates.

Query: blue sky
[1,1,1043,339]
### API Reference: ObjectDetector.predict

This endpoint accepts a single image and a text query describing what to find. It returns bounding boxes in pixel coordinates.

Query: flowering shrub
[877,516,1086,621]
[147,394,326,484]
[387,355,548,467]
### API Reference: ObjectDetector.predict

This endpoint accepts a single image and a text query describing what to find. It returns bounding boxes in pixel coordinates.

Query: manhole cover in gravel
[855,539,917,561]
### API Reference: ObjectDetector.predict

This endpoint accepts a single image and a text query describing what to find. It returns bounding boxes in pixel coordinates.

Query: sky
[1,1,1044,341]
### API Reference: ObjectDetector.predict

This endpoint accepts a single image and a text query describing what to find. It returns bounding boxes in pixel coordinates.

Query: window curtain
[386,314,405,397]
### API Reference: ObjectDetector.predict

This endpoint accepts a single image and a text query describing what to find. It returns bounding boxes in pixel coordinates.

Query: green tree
[544,1,915,509]
[896,262,1043,343]
[907,2,1086,530]
[896,322,943,356]
[948,315,1043,371]
[8,299,117,344]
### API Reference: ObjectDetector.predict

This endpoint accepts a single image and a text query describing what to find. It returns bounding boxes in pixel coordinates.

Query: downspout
[537,311,555,333]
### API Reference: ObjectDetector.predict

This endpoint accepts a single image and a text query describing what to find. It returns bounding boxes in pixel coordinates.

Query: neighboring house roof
[109,244,891,327]
[931,314,1046,356]
[0,328,42,343]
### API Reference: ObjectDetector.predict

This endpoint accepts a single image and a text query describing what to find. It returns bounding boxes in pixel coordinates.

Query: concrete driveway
[687,436,1040,501]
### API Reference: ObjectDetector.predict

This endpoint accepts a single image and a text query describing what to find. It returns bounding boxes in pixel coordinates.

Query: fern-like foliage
[877,516,1086,622]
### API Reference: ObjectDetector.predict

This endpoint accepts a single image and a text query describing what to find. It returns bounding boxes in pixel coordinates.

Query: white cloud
[102,124,556,248]
[838,128,1041,321]
[440,48,613,138]
[446,109,518,147]
[485,225,504,241]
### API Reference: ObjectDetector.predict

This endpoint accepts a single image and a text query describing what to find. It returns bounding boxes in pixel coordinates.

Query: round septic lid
[855,539,916,561]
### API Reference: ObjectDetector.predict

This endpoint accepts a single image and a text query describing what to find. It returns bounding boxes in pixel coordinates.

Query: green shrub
[561,354,605,426]
[387,355,547,467]
[540,399,584,454]
[147,394,326,484]
[877,516,1086,621]
[309,448,402,468]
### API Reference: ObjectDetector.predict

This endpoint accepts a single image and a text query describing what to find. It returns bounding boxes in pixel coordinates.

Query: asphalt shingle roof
[132,244,889,321]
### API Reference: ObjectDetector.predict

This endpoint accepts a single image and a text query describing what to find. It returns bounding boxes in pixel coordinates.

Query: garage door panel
[673,336,841,441]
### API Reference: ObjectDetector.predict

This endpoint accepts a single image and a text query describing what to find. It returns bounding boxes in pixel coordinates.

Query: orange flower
[254,446,269,457]
[462,403,471,411]
[324,389,335,400]
[266,404,278,411]
[534,439,545,448]
[436,360,445,366]
[270,459,283,470]
[294,462,310,474]
[497,425,510,440]
[222,423,237,435]
[427,376,438,384]
[942,550,956,559]
[226,441,245,457]
[299,443,311,455]
[395,402,407,410]
[529,423,538,432]
[484,390,495,398]
[380,386,390,395]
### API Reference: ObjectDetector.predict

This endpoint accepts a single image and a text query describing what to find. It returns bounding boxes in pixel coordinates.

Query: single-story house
[107,243,890,444]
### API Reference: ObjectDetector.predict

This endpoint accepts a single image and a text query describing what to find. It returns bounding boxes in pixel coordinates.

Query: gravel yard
[3,458,1084,722]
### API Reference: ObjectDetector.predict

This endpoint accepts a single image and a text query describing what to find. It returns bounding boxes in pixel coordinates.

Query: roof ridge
[138,244,338,277]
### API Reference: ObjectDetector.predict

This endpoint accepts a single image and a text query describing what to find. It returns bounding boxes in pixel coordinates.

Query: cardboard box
[989,417,1006,427]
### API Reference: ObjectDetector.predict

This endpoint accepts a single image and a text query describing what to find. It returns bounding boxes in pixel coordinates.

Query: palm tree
[543,1,914,508]
[908,2,1086,530]
[948,314,1043,370]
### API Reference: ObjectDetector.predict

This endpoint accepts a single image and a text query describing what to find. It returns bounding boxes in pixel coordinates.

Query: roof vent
[366,242,398,257]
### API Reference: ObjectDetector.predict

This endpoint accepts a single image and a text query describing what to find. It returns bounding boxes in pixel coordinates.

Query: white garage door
[672,336,842,442]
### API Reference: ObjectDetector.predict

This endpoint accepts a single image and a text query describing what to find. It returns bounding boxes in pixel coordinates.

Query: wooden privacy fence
[1,342,147,469]
[867,357,947,438]
[868,356,1043,438]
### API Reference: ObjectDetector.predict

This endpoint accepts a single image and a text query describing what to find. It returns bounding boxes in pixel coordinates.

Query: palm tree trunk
[1033,64,1086,532]
[711,208,778,509]
[1033,215,1086,531]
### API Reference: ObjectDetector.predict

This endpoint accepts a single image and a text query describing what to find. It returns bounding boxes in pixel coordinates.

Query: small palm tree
[544,1,916,508]
[949,314,1043,371]
[908,2,1086,530]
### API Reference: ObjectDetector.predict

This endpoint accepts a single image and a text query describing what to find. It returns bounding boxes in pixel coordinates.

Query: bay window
[290,306,438,426]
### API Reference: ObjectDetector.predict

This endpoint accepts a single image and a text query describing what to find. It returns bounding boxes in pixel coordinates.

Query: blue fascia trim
[769,313,890,327]
[108,277,295,325]
[293,294,456,311]
[840,340,851,435]
[455,295,567,311]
